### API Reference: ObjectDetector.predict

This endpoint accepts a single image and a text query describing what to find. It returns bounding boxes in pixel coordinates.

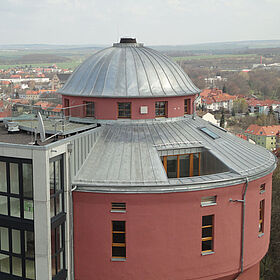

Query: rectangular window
[184,99,190,114]
[201,196,217,207]
[64,99,69,117]
[259,200,265,234]
[50,155,66,278]
[202,215,214,254]
[0,227,35,279]
[161,153,200,178]
[111,203,126,213]
[0,158,33,220]
[118,103,131,119]
[50,156,64,218]
[260,183,265,193]
[84,101,95,117]
[51,223,66,277]
[155,101,167,117]
[112,221,126,259]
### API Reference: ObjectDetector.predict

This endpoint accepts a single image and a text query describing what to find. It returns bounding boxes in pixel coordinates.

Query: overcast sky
[1,0,280,45]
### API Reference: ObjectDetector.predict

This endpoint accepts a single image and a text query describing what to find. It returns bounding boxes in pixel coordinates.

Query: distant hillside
[151,40,280,52]
[12,54,71,64]
[1,40,280,53]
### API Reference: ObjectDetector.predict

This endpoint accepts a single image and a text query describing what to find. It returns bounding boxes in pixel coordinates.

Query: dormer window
[155,101,167,117]
[118,103,131,118]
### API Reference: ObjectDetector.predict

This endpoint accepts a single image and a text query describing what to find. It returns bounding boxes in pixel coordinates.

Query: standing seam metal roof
[73,116,277,192]
[58,43,200,98]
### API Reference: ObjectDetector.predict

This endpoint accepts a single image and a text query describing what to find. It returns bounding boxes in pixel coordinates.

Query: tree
[222,84,227,93]
[220,109,225,128]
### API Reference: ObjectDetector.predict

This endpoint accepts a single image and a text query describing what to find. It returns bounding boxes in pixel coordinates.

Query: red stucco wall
[73,173,272,280]
[62,95,196,120]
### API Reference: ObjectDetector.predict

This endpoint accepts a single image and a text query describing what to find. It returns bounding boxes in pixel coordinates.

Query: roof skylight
[199,127,220,139]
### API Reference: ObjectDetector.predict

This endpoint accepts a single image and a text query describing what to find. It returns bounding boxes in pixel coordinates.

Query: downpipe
[229,177,249,280]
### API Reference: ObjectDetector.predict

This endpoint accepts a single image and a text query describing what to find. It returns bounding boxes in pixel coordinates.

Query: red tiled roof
[245,124,280,136]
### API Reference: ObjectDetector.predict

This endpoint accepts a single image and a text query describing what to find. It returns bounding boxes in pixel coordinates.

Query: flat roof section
[0,119,97,146]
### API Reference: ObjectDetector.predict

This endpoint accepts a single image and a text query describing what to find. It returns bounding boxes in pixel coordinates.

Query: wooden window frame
[118,103,131,119]
[184,99,190,115]
[259,200,265,234]
[161,153,201,178]
[202,215,214,254]
[155,101,167,117]
[112,221,126,259]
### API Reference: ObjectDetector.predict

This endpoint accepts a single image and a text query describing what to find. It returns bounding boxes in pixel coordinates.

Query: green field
[0,60,83,70]
[174,53,257,61]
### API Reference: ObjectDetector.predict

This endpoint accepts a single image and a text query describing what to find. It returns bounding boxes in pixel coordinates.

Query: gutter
[230,177,249,279]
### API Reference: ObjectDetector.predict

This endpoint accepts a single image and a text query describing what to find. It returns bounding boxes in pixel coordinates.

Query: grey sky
[1,0,280,45]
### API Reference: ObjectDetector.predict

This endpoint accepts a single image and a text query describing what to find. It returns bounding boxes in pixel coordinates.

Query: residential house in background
[244,124,280,150]
[199,88,236,112]
[51,74,71,90]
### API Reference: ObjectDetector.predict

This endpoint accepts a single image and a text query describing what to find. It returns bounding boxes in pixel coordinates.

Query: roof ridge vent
[120,38,137,44]
[113,38,143,48]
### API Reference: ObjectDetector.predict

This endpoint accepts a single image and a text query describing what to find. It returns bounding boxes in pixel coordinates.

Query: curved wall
[62,95,196,120]
[73,173,272,280]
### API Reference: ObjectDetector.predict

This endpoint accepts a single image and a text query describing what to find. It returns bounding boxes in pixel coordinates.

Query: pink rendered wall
[62,95,196,120]
[73,173,272,280]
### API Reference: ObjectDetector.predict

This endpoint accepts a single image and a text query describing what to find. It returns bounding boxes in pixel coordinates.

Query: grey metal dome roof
[58,40,200,98]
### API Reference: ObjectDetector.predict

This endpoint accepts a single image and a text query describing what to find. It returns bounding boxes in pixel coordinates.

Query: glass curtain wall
[50,155,67,280]
[0,157,35,280]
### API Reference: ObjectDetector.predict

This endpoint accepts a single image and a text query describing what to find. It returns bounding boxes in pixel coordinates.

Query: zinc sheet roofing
[58,43,200,98]
[73,116,276,192]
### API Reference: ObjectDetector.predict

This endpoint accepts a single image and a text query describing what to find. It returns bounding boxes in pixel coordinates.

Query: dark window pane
[113,233,125,244]
[202,227,213,238]
[112,246,126,258]
[193,153,200,176]
[167,156,177,178]
[112,221,125,232]
[23,163,33,198]
[85,102,95,117]
[179,155,190,177]
[202,215,213,227]
[155,101,167,117]
[118,103,131,118]
[0,162,7,193]
[202,240,212,251]
[25,231,35,258]
[0,253,9,273]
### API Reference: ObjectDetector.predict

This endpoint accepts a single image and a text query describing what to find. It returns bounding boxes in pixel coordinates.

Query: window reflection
[23,163,33,198]
[10,163,19,194]
[0,196,8,215]
[0,162,7,193]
